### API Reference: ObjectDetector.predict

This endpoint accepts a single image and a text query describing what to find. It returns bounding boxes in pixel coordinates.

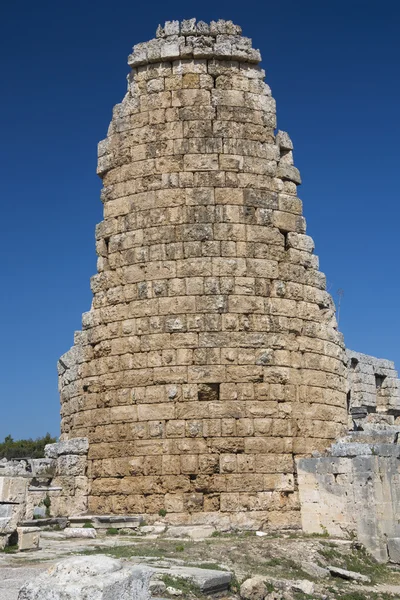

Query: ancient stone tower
[58,19,348,528]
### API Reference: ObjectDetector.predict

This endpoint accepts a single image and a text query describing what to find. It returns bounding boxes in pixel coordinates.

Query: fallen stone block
[166,525,215,540]
[147,565,231,594]
[240,576,268,600]
[327,565,371,583]
[139,524,167,535]
[63,527,96,539]
[149,578,167,595]
[301,561,329,578]
[290,580,315,595]
[68,514,142,530]
[17,527,40,551]
[166,586,183,596]
[18,555,151,599]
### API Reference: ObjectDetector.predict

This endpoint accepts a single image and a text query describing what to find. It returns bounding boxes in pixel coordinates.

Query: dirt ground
[2,530,400,599]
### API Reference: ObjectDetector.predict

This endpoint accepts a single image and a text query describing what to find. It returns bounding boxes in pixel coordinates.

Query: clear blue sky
[1,0,399,441]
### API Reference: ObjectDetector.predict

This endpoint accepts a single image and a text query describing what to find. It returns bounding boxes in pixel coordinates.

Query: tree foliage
[0,433,57,459]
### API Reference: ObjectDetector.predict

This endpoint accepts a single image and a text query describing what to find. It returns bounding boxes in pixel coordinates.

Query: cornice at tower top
[128,19,261,68]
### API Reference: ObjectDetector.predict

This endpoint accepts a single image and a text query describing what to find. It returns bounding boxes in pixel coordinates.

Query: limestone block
[327,566,370,583]
[286,232,314,253]
[0,502,17,534]
[0,476,28,503]
[301,562,329,578]
[0,533,8,550]
[45,438,89,458]
[240,576,269,600]
[56,454,87,477]
[17,527,41,551]
[330,442,373,457]
[277,164,301,184]
[18,556,151,599]
[64,527,97,539]
[30,459,55,476]
[387,538,400,563]
[164,21,180,36]
[276,130,293,150]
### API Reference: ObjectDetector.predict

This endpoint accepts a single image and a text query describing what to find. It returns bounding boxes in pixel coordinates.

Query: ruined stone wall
[297,425,400,562]
[0,439,89,548]
[58,19,347,528]
[346,350,400,423]
[0,457,54,549]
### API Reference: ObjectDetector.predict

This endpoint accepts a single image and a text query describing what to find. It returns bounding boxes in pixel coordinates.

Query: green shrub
[0,433,57,460]
[42,494,51,518]
[3,545,18,554]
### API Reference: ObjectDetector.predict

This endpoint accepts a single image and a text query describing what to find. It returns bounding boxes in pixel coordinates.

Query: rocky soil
[2,528,400,599]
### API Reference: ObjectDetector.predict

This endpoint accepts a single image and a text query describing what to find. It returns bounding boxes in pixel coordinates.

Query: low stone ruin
[297,418,400,562]
[346,349,400,426]
[0,456,53,550]
[0,438,88,550]
[296,352,400,562]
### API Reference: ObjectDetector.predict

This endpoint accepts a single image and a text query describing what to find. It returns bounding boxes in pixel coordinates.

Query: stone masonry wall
[297,426,400,563]
[58,19,347,529]
[0,439,89,548]
[346,349,400,422]
[0,456,54,549]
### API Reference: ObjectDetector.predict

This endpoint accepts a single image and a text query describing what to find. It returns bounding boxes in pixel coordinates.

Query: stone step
[21,518,68,529]
[69,514,143,530]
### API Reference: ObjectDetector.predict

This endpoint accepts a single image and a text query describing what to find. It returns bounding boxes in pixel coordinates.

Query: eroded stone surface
[16,528,40,551]
[45,438,89,458]
[63,527,97,539]
[17,555,151,600]
[240,576,268,600]
[327,565,371,583]
[346,349,400,426]
[297,426,400,562]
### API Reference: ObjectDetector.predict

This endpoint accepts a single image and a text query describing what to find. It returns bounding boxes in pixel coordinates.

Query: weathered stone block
[17,527,40,551]
[18,556,151,599]
[45,438,89,458]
